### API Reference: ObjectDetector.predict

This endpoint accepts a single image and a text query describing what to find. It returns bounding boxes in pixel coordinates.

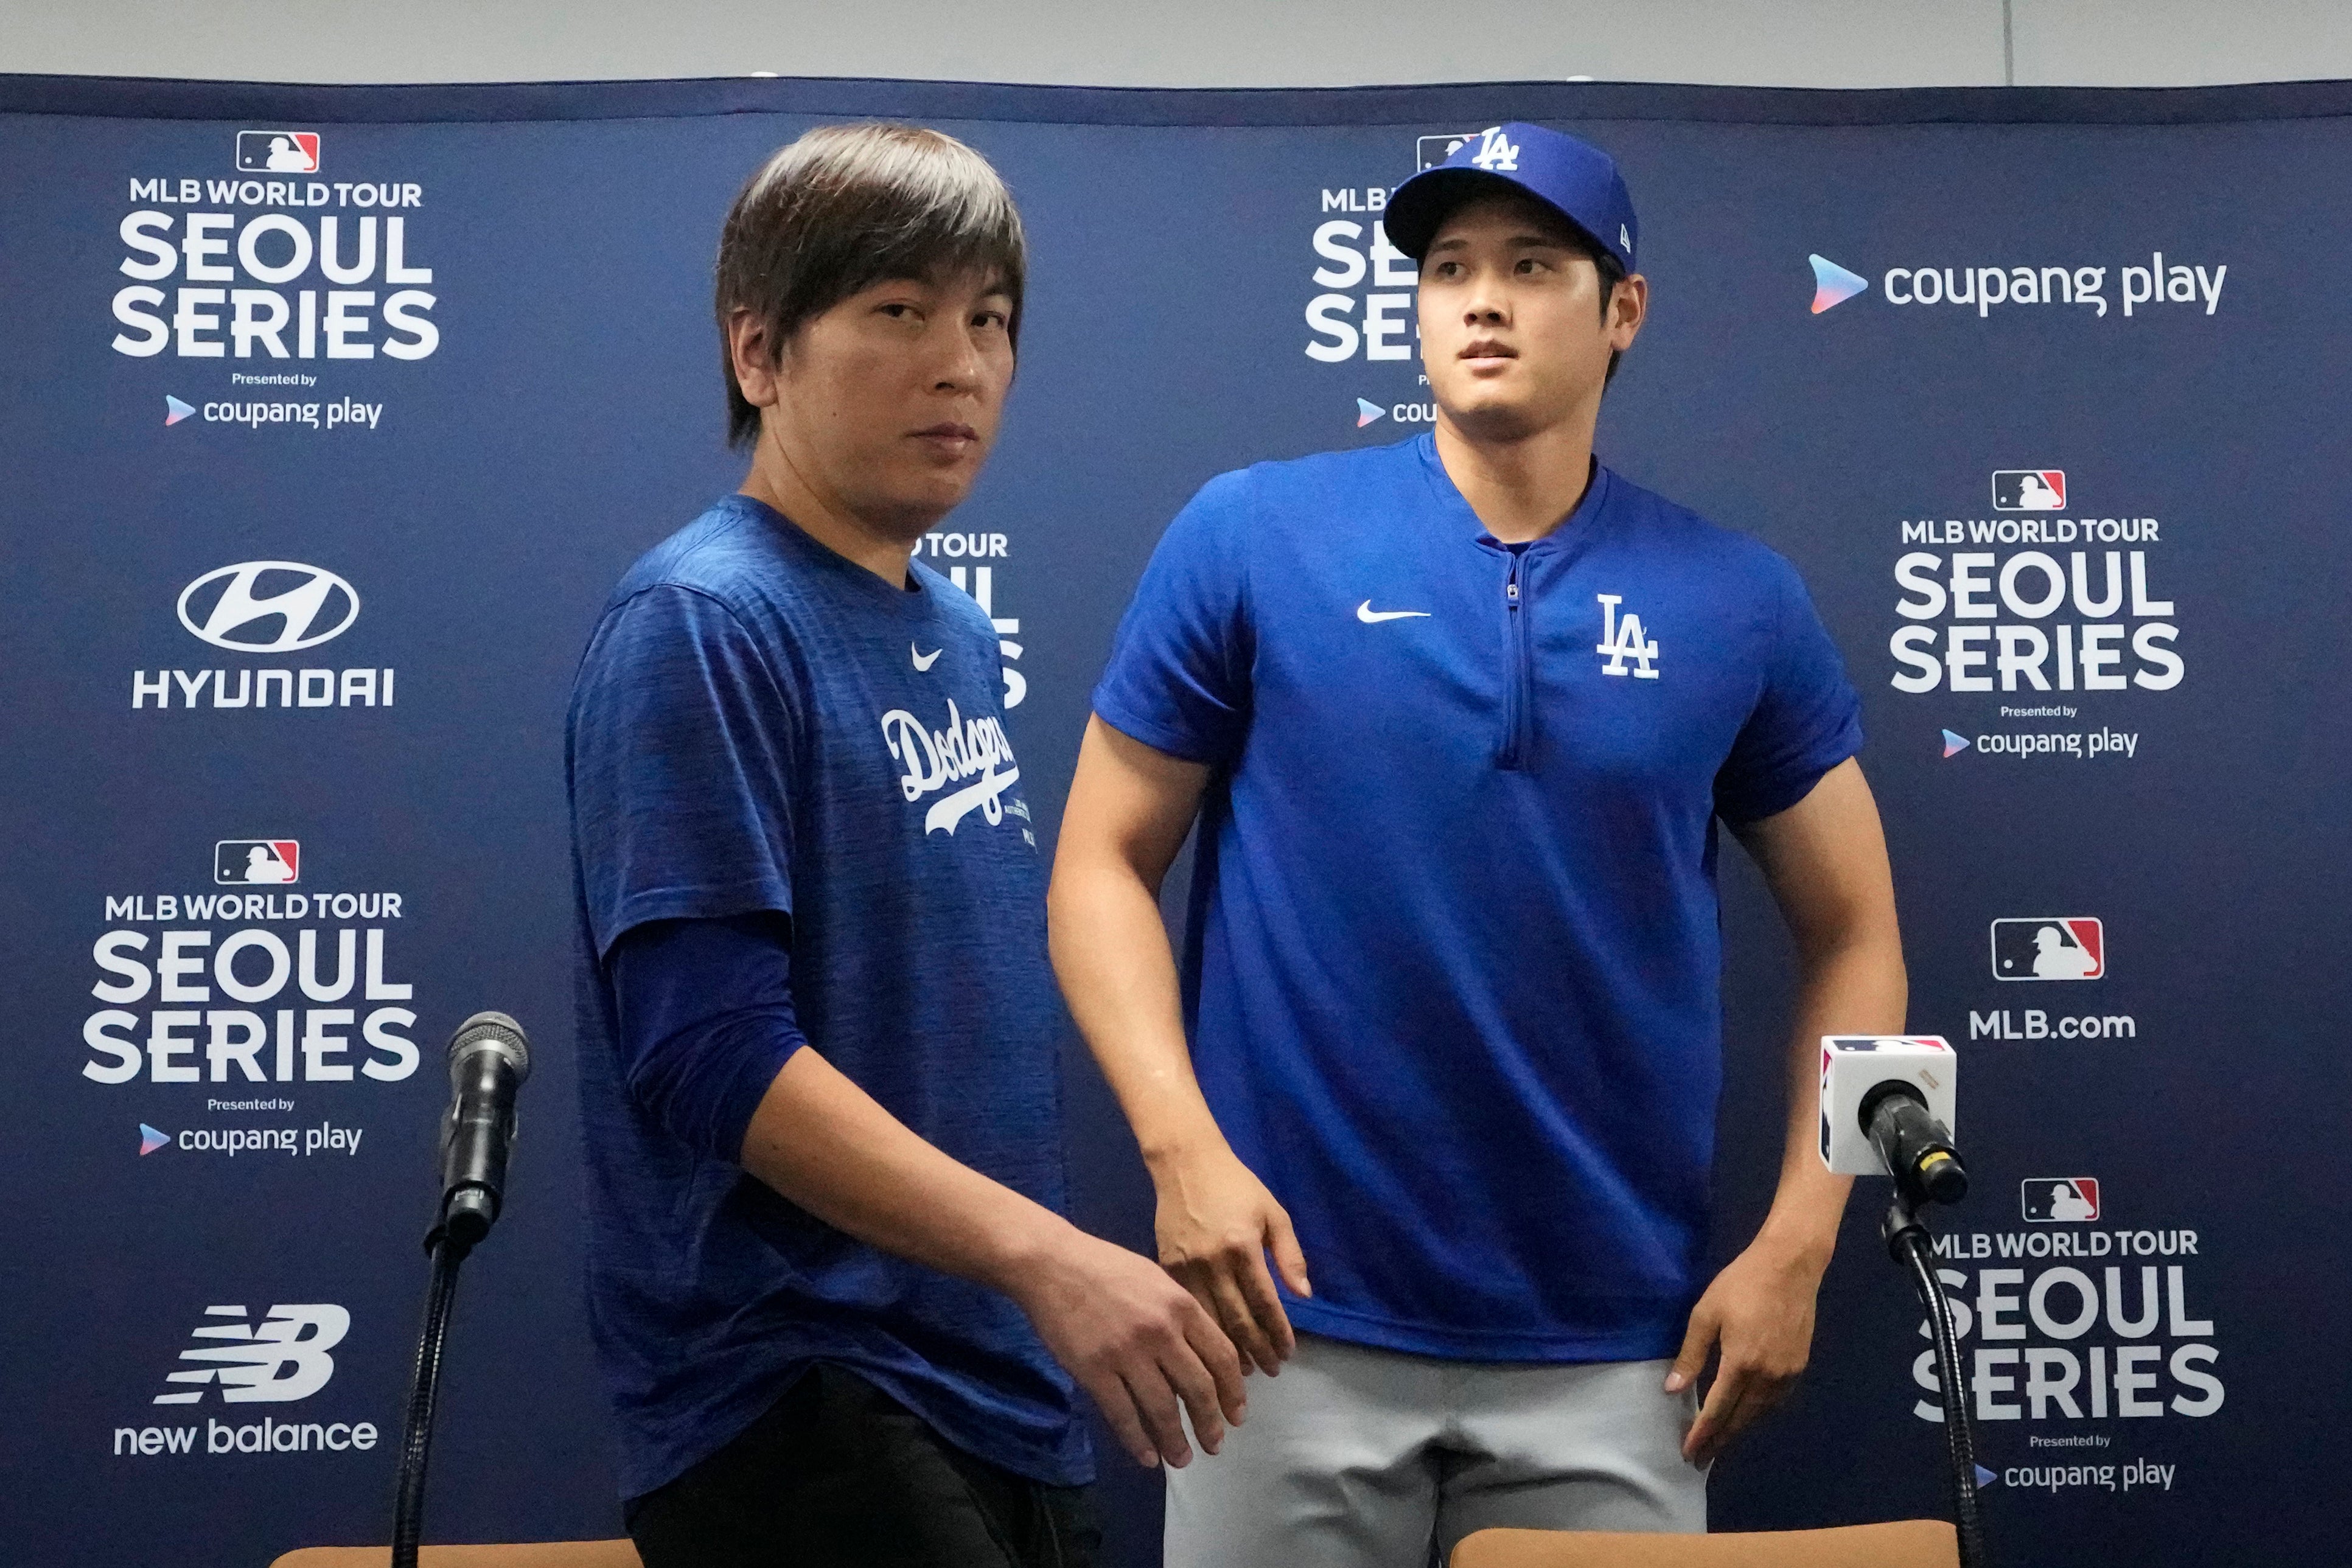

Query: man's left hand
[1664,1238,1827,1466]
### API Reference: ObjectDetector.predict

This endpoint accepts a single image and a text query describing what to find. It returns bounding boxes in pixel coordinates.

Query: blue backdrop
[2,71,2346,1568]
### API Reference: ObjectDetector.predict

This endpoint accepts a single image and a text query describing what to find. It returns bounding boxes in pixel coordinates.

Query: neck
[739,421,929,588]
[1431,395,1601,545]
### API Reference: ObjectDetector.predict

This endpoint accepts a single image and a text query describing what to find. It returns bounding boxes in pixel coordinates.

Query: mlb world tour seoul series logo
[1879,470,2183,761]
[82,840,420,1089]
[1914,1179,2225,1499]
[110,129,440,368]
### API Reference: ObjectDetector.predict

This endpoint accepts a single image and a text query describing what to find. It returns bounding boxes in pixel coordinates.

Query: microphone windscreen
[1820,1035,1953,1176]
[447,1010,531,1082]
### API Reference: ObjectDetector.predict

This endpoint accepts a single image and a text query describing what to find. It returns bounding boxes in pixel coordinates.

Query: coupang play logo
[1810,254,1869,313]
[1804,251,2228,320]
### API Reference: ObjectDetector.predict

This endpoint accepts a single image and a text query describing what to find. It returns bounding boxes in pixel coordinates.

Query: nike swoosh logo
[1356,601,1431,623]
[911,644,943,671]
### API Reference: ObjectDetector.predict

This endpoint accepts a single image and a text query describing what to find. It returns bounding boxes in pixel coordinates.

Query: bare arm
[1049,716,1311,1376]
[736,1036,1245,1468]
[1668,756,1908,1463]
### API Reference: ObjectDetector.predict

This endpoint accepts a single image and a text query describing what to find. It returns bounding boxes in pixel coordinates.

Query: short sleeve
[1090,471,1256,765]
[568,584,800,957]
[1714,558,1865,823]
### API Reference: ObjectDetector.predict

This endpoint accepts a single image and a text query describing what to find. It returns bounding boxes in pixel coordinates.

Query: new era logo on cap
[1993,470,2067,510]
[2022,1177,2101,1222]
[1991,917,2104,981]
[237,131,319,173]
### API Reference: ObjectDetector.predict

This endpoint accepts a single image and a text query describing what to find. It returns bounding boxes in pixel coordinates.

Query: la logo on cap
[1469,127,1520,172]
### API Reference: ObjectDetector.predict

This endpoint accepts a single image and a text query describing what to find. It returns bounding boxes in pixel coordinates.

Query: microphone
[437,1011,531,1247]
[1861,1081,1968,1204]
[1818,1035,1966,1200]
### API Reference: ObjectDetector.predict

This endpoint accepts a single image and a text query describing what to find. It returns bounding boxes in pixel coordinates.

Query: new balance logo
[1595,594,1659,677]
[1469,127,1520,172]
[152,1304,349,1405]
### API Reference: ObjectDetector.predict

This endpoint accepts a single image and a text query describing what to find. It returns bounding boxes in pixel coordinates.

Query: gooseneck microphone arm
[392,1231,466,1568]
[391,1012,532,1568]
[1866,1081,1986,1568]
[1885,1185,1989,1568]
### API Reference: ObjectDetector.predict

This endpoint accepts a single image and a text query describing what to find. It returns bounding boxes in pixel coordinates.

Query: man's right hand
[1008,1225,1248,1471]
[1150,1141,1311,1377]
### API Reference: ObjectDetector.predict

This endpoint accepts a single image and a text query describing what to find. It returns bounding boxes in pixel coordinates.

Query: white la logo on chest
[879,699,1023,834]
[1595,593,1660,678]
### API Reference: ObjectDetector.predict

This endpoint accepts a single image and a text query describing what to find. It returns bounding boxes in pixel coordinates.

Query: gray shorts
[1164,1332,1705,1568]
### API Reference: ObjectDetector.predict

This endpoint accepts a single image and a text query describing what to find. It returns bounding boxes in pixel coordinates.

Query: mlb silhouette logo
[2022,1177,2101,1222]
[1992,470,2066,510]
[236,130,320,173]
[1990,917,2104,980]
[215,840,300,885]
[1417,133,1482,172]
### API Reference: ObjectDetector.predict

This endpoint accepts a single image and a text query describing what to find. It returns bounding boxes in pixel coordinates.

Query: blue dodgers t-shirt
[567,495,1087,1500]
[1093,434,1863,1363]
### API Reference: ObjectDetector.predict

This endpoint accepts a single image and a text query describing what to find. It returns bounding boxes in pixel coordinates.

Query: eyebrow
[1427,232,1574,256]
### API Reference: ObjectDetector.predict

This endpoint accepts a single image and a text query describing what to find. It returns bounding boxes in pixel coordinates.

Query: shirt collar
[1413,430,1615,557]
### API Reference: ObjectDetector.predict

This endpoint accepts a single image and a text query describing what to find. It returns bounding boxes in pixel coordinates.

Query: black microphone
[436,1011,531,1247]
[1860,1079,1967,1205]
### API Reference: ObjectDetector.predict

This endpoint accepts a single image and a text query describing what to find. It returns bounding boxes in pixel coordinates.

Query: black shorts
[625,1363,1098,1568]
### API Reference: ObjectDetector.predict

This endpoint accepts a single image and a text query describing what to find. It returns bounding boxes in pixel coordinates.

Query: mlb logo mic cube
[1818,1035,1955,1176]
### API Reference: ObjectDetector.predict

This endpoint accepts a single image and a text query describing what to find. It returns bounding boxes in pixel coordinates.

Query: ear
[1608,273,1650,352]
[727,309,783,410]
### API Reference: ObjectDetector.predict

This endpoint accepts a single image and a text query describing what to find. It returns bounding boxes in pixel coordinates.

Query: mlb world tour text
[109,178,438,361]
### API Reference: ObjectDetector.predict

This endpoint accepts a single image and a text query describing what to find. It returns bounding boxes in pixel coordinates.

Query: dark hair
[715,123,1028,449]
[1576,231,1630,386]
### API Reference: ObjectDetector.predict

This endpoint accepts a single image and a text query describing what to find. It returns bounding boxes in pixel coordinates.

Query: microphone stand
[1882,1184,1989,1568]
[391,1221,473,1568]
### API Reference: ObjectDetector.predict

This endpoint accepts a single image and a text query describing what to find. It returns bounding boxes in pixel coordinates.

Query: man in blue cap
[1050,122,1910,1562]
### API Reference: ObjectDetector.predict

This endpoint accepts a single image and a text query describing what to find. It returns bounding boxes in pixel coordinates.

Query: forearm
[1758,925,1909,1264]
[1048,854,1228,1173]
[737,1046,1069,1295]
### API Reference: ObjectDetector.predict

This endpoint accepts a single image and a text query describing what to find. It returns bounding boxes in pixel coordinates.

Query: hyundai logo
[176,562,361,653]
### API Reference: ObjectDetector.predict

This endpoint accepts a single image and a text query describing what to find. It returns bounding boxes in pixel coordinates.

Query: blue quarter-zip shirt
[1092,433,1863,1362]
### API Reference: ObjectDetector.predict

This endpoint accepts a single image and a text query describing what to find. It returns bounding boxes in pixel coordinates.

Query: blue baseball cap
[1384,123,1638,272]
